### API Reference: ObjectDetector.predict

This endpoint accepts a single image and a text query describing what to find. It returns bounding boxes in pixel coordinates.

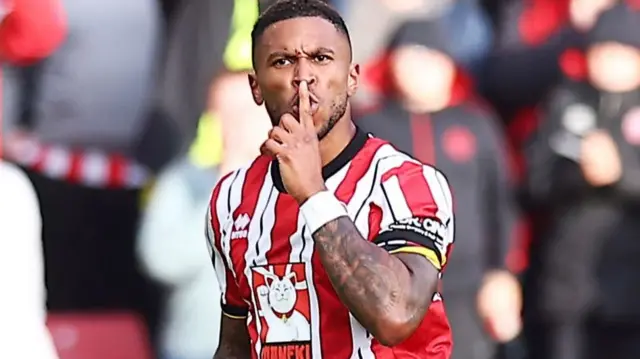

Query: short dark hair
[251,0,351,65]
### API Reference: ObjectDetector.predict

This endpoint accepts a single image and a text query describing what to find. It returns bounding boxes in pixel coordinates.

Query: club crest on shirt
[251,263,312,359]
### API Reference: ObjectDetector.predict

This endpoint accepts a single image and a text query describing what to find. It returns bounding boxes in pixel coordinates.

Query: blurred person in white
[523,3,640,358]
[0,161,58,359]
[136,3,270,357]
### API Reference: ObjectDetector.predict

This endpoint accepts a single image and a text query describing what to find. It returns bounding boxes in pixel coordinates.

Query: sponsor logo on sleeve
[386,216,447,249]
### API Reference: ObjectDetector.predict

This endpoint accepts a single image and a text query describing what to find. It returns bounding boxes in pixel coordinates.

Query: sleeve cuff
[221,301,248,320]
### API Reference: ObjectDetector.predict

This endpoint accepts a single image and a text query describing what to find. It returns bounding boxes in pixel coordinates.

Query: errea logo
[231,213,250,240]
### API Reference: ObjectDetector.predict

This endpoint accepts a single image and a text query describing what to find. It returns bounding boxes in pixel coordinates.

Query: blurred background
[2,0,640,358]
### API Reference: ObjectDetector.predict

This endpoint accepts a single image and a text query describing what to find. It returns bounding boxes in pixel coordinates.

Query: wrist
[295,183,328,205]
[300,190,348,234]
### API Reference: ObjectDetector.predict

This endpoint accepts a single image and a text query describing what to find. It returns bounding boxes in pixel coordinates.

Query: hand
[261,81,326,203]
[257,285,269,298]
[580,130,622,186]
[476,270,522,343]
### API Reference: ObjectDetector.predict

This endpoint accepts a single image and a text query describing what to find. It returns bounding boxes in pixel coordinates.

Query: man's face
[249,17,359,139]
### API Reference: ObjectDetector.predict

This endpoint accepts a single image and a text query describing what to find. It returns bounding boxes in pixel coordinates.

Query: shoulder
[362,138,451,195]
[209,155,272,210]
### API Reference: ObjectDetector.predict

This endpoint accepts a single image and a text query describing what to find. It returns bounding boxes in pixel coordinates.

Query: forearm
[213,344,250,359]
[313,216,424,345]
[213,317,252,359]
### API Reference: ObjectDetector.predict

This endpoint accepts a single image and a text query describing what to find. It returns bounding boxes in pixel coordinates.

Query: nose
[292,59,317,89]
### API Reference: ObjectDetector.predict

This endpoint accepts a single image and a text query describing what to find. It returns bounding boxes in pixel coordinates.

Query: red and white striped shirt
[206,129,455,359]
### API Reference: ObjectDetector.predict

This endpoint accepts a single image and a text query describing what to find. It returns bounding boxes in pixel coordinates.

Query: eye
[272,58,292,67]
[314,54,331,63]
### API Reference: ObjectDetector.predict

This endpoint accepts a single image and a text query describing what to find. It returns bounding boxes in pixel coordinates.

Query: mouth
[290,94,320,117]
[291,101,320,117]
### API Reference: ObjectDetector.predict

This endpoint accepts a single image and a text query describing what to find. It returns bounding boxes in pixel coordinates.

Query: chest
[220,188,378,305]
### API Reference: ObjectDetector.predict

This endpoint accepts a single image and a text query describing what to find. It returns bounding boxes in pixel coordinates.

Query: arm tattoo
[313,216,437,343]
[213,316,251,359]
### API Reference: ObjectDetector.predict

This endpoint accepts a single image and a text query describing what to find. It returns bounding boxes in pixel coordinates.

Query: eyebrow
[266,47,336,63]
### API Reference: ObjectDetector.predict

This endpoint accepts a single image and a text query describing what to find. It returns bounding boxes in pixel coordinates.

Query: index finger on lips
[298,81,313,129]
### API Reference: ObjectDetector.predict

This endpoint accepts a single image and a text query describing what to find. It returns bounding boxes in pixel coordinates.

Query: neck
[318,117,357,167]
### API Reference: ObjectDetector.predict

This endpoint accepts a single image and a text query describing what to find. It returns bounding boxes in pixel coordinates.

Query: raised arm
[303,161,454,346]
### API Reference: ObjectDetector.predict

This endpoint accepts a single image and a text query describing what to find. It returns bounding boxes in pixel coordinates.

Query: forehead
[257,16,349,54]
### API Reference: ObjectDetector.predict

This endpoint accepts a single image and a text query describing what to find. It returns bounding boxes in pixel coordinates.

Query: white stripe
[422,166,451,222]
[289,210,307,264]
[81,152,109,186]
[325,163,350,192]
[381,175,413,220]
[430,169,455,252]
[349,313,374,358]
[42,147,71,178]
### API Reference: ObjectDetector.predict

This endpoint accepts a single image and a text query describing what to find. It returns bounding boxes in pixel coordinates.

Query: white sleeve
[136,169,211,285]
[0,162,59,358]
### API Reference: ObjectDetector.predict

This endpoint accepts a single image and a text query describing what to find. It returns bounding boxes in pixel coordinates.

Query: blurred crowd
[1,0,640,358]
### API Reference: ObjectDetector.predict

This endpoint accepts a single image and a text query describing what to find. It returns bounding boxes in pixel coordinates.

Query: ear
[347,63,360,98]
[285,272,296,282]
[248,72,264,106]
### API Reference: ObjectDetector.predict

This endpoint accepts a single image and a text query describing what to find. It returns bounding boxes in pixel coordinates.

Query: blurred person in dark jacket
[2,0,164,344]
[523,3,640,359]
[356,19,522,359]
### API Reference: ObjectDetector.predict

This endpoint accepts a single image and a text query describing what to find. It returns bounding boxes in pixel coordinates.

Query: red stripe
[67,152,83,184]
[383,161,438,218]
[367,203,383,241]
[107,154,126,188]
[31,145,48,172]
[410,115,436,165]
[313,137,384,357]
[334,137,386,203]
[266,193,299,263]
